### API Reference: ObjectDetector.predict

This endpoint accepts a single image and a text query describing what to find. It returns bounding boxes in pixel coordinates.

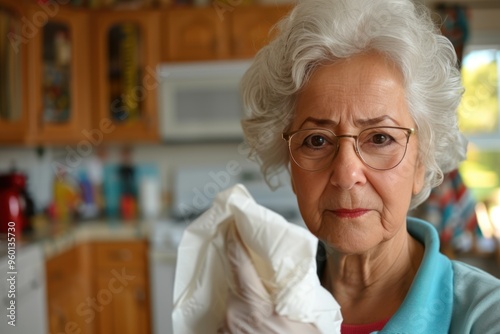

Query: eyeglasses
[282,126,415,171]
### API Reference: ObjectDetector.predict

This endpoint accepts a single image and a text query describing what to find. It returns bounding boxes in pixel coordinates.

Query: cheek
[373,167,415,217]
[291,167,325,226]
[291,167,311,205]
[377,176,410,205]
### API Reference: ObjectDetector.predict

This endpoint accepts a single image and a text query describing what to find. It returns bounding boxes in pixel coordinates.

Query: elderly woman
[227,0,500,332]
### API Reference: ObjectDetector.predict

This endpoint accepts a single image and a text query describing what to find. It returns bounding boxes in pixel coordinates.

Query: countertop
[0,218,152,261]
[44,220,152,259]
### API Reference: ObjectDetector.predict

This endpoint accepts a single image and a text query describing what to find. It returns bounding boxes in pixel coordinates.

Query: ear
[412,159,426,195]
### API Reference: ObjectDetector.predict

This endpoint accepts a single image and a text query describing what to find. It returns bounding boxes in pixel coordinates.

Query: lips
[329,208,370,219]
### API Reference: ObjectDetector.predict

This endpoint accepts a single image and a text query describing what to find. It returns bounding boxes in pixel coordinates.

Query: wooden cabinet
[230,6,291,59]
[46,240,150,334]
[1,5,161,145]
[45,244,93,334]
[92,11,160,142]
[27,6,92,145]
[162,4,292,62]
[93,240,151,334]
[0,0,31,144]
[0,4,292,145]
[162,7,230,61]
[0,1,91,145]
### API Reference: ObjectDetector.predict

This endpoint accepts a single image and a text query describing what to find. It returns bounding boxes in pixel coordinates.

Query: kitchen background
[0,0,500,333]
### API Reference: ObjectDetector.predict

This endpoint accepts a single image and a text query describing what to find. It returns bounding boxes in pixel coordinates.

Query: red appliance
[0,172,33,236]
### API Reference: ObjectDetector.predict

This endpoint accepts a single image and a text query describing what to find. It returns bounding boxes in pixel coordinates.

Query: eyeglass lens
[287,127,411,171]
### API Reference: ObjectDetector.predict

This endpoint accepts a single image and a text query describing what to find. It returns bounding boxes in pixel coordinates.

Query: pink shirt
[341,318,390,334]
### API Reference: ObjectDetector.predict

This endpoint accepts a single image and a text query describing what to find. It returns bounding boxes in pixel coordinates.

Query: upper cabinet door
[92,11,160,143]
[162,7,230,62]
[230,5,292,59]
[0,0,29,144]
[27,6,91,145]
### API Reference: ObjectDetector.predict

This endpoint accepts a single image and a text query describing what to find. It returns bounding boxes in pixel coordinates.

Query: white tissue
[172,184,342,334]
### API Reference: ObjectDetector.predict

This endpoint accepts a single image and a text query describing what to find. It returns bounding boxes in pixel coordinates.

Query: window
[459,47,500,202]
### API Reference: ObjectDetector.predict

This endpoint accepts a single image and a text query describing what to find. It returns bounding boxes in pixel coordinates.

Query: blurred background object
[0,168,34,237]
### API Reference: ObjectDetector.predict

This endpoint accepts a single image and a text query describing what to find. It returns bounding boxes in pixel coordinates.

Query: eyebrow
[355,115,400,127]
[299,115,400,128]
[299,117,337,128]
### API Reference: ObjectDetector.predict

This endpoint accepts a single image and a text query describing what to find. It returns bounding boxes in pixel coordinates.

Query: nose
[329,138,367,190]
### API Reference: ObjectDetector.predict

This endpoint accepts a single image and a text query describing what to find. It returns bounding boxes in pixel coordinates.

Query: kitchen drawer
[94,241,147,269]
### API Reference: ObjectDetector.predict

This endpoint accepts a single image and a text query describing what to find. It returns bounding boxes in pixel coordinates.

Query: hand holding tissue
[172,184,342,333]
[219,224,322,333]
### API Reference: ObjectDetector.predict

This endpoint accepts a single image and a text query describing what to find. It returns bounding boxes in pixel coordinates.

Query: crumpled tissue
[172,183,342,333]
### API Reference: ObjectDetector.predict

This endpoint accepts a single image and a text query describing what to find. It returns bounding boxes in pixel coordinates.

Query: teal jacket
[317,217,500,333]
[381,217,500,333]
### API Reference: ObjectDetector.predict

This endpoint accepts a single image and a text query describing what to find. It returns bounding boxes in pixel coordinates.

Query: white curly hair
[240,0,468,209]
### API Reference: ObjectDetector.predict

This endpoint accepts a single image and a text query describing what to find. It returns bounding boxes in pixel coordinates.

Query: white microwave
[157,60,252,142]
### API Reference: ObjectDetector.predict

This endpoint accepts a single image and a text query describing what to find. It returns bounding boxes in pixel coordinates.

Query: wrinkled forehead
[291,53,414,131]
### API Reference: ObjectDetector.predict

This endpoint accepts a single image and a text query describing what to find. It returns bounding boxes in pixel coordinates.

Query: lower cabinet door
[95,269,150,334]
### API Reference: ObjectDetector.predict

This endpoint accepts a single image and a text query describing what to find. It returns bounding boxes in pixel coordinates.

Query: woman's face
[289,52,425,254]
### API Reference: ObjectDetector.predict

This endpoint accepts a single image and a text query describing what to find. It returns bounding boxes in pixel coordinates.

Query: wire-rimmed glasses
[282,126,415,171]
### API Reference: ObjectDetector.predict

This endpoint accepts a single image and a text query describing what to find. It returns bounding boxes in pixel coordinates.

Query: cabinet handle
[49,271,64,282]
[212,38,218,53]
[135,288,145,303]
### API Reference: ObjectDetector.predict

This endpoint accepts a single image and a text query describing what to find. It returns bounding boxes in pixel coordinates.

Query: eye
[304,134,328,148]
[360,129,400,149]
[371,133,392,145]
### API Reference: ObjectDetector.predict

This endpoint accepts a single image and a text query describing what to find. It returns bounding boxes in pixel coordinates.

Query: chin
[323,239,376,256]
[315,218,380,255]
